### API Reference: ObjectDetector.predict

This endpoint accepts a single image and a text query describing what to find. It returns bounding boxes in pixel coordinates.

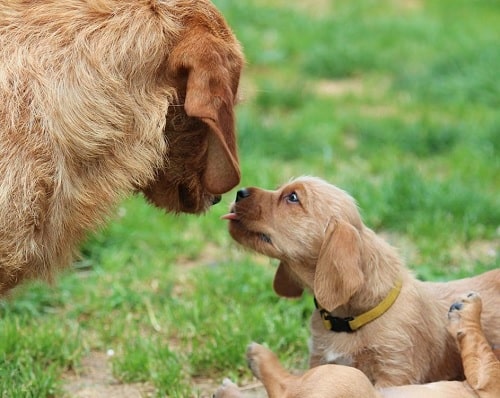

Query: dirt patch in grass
[62,352,154,398]
[62,351,266,397]
[194,378,266,397]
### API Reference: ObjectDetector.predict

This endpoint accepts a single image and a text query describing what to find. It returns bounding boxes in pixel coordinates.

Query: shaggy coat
[0,0,243,293]
[223,177,500,387]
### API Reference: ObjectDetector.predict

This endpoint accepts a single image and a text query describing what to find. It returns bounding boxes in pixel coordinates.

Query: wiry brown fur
[214,293,500,398]
[0,0,243,294]
[223,177,500,387]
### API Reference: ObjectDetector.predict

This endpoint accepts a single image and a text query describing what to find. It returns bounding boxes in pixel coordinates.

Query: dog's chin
[227,221,277,257]
[176,197,209,214]
[177,184,221,214]
[176,183,200,213]
[141,183,218,215]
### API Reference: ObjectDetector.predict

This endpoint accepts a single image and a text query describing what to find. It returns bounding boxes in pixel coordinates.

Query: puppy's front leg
[247,343,384,398]
[448,292,500,398]
[214,343,295,398]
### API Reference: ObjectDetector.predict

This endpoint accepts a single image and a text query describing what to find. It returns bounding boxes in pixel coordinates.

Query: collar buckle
[314,298,354,333]
[320,310,354,333]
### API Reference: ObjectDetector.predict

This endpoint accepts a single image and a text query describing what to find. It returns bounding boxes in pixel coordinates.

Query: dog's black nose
[211,195,222,205]
[449,302,463,312]
[236,188,250,202]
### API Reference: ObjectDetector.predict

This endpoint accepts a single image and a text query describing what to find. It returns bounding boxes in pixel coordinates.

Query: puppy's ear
[314,219,364,311]
[273,262,304,298]
[169,29,243,195]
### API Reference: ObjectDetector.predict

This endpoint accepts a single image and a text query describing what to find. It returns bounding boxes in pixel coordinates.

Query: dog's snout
[236,188,250,202]
[211,195,222,205]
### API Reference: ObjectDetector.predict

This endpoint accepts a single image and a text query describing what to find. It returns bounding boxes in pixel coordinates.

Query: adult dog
[222,177,499,386]
[215,292,500,398]
[0,0,243,294]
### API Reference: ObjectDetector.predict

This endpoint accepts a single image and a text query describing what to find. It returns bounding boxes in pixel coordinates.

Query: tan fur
[0,0,244,294]
[223,177,500,386]
[214,293,500,398]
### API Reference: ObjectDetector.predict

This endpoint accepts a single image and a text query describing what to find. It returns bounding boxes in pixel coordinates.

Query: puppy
[0,0,243,293]
[222,177,500,386]
[214,292,500,398]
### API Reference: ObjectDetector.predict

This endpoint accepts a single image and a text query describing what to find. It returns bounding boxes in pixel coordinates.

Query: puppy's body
[214,293,500,398]
[0,0,243,293]
[223,177,500,386]
[310,269,499,386]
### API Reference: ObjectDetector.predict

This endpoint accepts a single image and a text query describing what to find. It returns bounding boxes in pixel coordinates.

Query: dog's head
[142,1,244,214]
[223,177,366,311]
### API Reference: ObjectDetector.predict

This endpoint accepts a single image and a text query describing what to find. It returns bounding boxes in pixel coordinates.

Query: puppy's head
[223,177,365,311]
[142,1,244,214]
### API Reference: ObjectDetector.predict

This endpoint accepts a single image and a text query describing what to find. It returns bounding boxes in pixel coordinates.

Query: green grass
[1,0,499,396]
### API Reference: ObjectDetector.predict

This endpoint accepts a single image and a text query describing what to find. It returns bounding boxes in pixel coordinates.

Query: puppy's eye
[287,192,299,203]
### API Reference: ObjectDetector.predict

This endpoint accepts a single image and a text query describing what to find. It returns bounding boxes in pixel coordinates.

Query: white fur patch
[324,350,353,366]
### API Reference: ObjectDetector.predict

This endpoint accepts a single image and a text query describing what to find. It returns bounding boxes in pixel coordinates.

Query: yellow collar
[314,279,402,333]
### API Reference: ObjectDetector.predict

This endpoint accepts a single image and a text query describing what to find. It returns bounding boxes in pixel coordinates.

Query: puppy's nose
[211,195,222,205]
[236,188,250,202]
[449,302,463,312]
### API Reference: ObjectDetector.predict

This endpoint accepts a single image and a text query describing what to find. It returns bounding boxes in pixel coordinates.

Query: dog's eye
[287,192,299,203]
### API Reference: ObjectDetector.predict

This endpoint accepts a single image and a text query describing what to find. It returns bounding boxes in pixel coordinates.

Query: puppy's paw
[213,378,243,398]
[246,342,271,380]
[246,342,263,379]
[447,292,482,338]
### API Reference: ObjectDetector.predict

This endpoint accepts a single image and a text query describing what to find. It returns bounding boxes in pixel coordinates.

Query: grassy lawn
[1,0,498,396]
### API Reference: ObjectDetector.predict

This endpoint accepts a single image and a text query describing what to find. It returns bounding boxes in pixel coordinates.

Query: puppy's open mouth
[221,212,272,244]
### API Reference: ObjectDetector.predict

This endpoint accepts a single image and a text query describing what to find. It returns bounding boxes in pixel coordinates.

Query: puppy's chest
[311,318,376,375]
[310,312,357,367]
[322,345,380,383]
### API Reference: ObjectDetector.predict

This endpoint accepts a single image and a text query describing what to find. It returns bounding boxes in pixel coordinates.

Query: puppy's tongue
[221,212,238,220]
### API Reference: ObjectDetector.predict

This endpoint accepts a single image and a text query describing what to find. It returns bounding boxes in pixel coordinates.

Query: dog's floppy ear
[169,29,243,195]
[314,219,364,311]
[273,262,304,298]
